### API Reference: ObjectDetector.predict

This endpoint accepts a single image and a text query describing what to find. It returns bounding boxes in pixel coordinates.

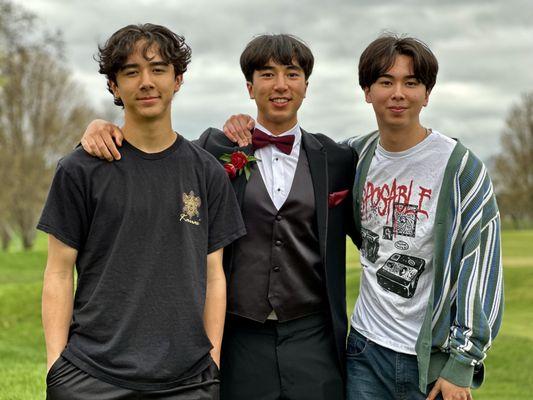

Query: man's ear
[304,80,309,98]
[246,81,254,99]
[364,86,372,104]
[109,79,119,96]
[423,88,431,107]
[174,74,183,93]
[109,80,121,101]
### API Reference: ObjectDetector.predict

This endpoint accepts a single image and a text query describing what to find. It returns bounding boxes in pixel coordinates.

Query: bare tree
[0,0,33,250]
[0,0,96,249]
[492,92,533,228]
[0,0,34,48]
[0,153,14,250]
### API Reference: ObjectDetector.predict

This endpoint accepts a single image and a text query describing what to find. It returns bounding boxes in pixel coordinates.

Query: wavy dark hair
[97,23,192,106]
[240,34,314,82]
[358,34,438,92]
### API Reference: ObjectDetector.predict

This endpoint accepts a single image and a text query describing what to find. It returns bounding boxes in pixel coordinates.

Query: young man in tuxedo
[39,23,245,399]
[79,34,358,400]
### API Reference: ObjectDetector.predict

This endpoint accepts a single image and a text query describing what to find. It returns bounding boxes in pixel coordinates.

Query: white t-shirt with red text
[351,130,456,354]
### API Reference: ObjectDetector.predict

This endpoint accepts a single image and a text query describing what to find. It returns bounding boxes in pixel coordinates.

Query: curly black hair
[97,23,192,106]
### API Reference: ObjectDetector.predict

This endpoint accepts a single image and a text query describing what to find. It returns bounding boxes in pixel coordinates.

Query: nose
[273,75,288,91]
[391,82,405,100]
[139,70,155,90]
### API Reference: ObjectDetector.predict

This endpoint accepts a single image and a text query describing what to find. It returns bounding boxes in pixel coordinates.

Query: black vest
[227,148,324,322]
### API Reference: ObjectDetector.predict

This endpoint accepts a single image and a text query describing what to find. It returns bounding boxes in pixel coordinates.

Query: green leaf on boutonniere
[220,154,231,162]
[244,166,251,180]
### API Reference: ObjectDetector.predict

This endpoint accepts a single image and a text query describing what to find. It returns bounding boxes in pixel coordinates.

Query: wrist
[440,355,474,388]
[210,348,221,365]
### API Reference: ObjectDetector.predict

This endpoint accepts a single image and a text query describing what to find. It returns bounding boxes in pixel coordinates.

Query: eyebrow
[379,73,418,80]
[286,65,303,71]
[120,61,170,70]
[257,64,303,72]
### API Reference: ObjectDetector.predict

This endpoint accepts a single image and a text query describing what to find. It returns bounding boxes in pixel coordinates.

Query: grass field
[1,231,532,399]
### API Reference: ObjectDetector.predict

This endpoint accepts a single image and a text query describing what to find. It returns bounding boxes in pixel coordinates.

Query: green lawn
[0,231,532,399]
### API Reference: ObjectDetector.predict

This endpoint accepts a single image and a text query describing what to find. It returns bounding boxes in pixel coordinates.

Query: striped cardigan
[345,132,504,390]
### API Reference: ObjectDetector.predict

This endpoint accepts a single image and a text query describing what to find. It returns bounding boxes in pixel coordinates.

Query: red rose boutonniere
[224,163,237,179]
[220,151,257,180]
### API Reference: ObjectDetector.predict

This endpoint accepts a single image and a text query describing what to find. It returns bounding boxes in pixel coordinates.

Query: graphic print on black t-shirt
[361,178,430,298]
[180,190,202,225]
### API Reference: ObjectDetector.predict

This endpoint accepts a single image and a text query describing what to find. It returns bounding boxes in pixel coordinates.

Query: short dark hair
[97,23,192,106]
[358,34,438,92]
[240,34,314,82]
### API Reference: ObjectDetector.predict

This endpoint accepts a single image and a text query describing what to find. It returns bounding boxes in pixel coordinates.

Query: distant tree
[0,153,14,250]
[0,0,34,47]
[0,0,96,249]
[0,0,32,249]
[492,92,533,228]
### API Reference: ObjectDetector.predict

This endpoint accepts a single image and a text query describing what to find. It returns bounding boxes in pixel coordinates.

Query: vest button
[275,240,282,246]
[275,215,282,221]
[273,266,280,272]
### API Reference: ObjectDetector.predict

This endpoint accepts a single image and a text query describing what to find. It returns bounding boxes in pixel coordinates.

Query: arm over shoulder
[195,128,244,160]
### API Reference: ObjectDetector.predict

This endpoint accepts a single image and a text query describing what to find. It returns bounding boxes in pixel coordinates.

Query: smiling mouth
[388,106,407,113]
[270,98,290,106]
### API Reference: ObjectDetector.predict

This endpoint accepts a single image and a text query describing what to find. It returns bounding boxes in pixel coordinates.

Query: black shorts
[46,356,219,400]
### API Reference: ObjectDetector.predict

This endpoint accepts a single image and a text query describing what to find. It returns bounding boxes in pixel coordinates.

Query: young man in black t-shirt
[39,24,245,399]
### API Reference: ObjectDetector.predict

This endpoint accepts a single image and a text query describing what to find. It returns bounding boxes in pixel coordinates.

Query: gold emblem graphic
[180,191,201,225]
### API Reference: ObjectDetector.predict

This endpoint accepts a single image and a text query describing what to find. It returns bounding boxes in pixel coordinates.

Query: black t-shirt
[37,136,246,390]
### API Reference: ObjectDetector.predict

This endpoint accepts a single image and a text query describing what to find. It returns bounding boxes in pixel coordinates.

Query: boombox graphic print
[376,253,426,298]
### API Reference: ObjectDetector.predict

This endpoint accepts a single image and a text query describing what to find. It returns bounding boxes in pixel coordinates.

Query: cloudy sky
[12,0,533,162]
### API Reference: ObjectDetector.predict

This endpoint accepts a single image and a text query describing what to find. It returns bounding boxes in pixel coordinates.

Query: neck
[378,122,427,152]
[122,113,176,153]
[256,116,297,136]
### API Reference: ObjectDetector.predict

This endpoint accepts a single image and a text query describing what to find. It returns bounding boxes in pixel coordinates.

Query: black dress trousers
[220,313,344,400]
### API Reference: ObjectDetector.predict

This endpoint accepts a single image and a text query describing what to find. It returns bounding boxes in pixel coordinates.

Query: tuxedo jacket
[195,127,360,370]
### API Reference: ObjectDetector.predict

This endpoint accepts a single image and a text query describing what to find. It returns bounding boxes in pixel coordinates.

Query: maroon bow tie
[252,128,295,155]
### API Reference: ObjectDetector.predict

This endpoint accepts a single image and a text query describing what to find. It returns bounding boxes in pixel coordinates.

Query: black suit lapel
[301,130,328,263]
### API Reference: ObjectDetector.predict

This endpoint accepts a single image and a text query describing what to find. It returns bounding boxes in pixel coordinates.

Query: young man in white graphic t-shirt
[345,34,503,400]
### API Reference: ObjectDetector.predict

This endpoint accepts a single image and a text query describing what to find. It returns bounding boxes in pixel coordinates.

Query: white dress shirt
[253,121,302,210]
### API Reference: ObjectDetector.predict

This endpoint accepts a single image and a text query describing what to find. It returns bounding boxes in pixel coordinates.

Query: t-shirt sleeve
[37,162,89,250]
[205,161,246,253]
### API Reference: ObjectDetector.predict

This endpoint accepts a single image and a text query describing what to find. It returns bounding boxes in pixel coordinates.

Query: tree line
[492,93,533,229]
[0,0,97,250]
